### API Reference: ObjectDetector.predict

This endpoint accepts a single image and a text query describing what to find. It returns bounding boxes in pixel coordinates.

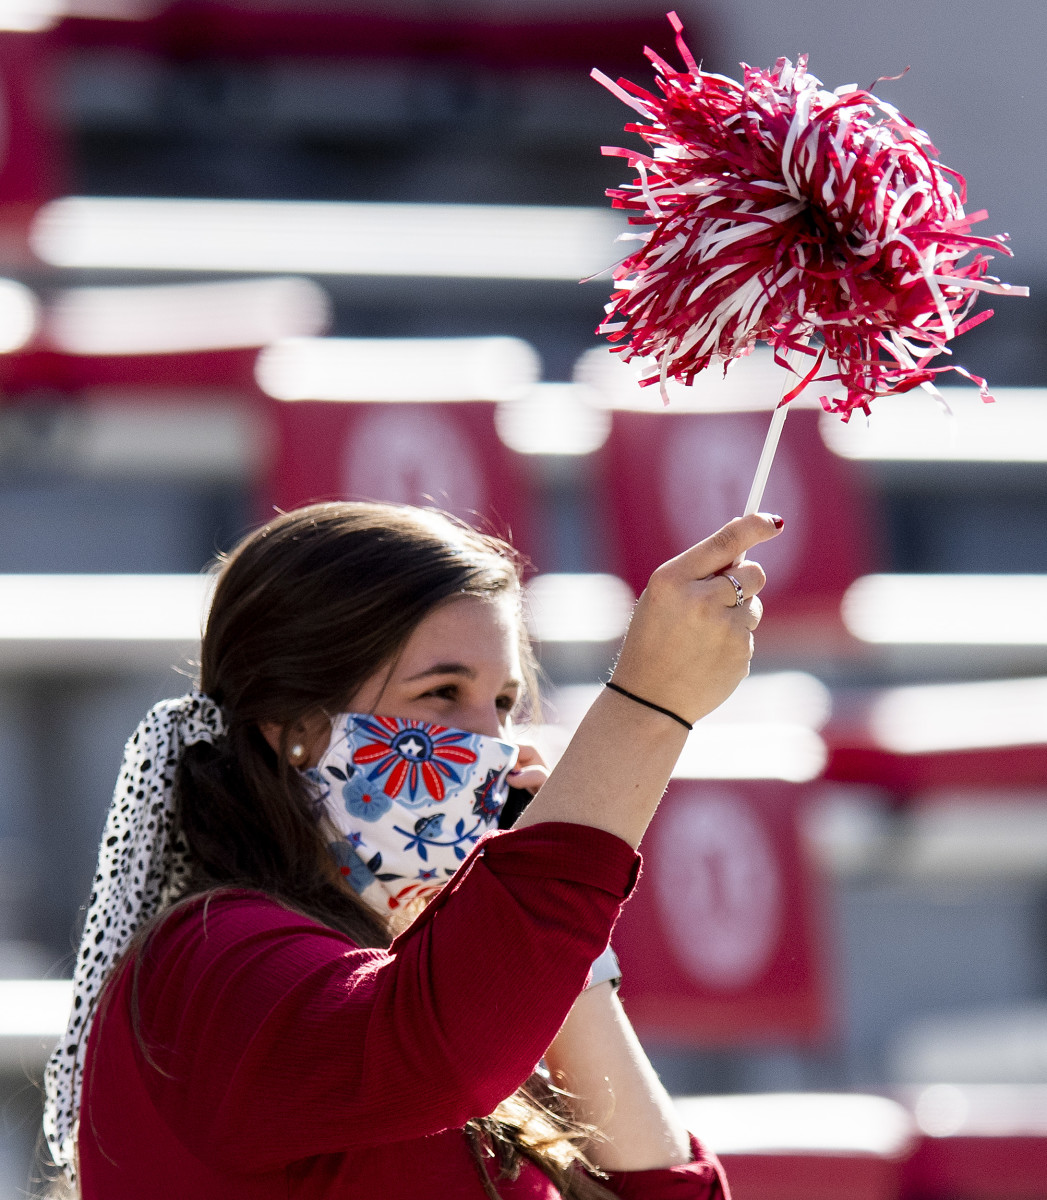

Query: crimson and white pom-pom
[593,13,1026,416]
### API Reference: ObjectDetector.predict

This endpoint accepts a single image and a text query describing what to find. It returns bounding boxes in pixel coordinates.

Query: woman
[43,500,781,1198]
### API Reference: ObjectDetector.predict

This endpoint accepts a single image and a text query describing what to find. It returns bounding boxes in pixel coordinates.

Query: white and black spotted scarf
[42,690,225,1180]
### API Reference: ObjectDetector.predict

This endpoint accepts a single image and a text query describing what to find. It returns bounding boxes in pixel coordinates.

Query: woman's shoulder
[147,888,361,964]
[120,888,383,1032]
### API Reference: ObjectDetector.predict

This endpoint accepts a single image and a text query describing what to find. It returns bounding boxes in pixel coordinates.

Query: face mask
[307,713,519,913]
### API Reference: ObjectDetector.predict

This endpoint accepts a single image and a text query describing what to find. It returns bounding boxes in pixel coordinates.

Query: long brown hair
[171,502,614,1199]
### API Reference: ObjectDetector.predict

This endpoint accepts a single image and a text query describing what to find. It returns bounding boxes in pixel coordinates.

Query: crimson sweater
[79,822,729,1199]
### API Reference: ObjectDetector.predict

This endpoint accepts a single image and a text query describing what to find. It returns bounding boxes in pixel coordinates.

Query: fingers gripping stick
[611,514,784,729]
[670,513,782,581]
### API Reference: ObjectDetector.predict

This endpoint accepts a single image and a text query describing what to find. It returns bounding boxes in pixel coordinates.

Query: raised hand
[514,513,783,849]
[611,512,782,726]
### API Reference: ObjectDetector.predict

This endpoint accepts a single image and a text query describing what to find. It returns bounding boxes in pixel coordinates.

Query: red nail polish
[771,515,785,529]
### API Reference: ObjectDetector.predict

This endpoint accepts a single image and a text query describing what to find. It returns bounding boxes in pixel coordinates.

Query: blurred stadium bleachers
[2,2,1047,1197]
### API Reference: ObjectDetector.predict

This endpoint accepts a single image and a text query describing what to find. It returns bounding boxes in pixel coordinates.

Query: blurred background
[0,1,1046,1197]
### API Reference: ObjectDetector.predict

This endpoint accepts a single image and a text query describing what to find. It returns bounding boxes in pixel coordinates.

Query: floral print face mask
[307,713,519,913]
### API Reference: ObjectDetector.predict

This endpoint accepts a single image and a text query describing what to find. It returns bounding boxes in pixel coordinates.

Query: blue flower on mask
[342,770,393,822]
[327,839,375,894]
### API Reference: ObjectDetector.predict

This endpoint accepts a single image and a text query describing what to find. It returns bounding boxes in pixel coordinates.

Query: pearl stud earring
[289,743,306,764]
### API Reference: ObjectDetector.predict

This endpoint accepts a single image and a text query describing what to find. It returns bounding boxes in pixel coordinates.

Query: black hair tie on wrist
[605,681,693,731]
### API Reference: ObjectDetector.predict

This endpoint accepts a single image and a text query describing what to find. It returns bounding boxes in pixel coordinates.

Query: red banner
[593,407,881,651]
[0,346,262,393]
[0,31,65,265]
[614,779,830,1045]
[720,1153,905,1200]
[268,400,535,558]
[825,740,1047,797]
[62,4,693,71]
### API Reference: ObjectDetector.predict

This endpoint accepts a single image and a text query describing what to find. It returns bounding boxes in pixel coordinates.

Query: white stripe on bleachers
[674,1092,916,1157]
[843,575,1047,645]
[32,197,626,281]
[0,574,212,669]
[0,979,72,1070]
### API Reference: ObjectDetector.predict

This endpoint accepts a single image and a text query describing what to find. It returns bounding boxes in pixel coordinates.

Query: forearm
[544,984,690,1172]
[512,687,687,849]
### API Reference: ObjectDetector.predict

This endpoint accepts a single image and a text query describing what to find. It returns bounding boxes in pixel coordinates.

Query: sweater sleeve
[601,1136,731,1200]
[128,822,640,1170]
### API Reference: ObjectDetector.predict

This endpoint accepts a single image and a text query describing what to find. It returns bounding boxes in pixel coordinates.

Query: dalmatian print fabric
[42,690,225,1179]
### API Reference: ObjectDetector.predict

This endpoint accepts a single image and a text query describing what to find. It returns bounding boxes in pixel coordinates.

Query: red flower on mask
[350,716,478,804]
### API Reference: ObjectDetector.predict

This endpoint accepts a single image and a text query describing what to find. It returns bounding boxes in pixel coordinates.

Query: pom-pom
[593,12,1026,416]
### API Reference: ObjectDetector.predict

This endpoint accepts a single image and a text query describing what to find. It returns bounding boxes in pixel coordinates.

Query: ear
[258,720,285,757]
[258,714,332,768]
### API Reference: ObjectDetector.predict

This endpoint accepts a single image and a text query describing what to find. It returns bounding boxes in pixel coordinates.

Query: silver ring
[723,573,746,607]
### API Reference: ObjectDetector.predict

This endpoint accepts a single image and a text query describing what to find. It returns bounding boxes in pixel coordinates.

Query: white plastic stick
[743,402,789,515]
[743,339,812,515]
